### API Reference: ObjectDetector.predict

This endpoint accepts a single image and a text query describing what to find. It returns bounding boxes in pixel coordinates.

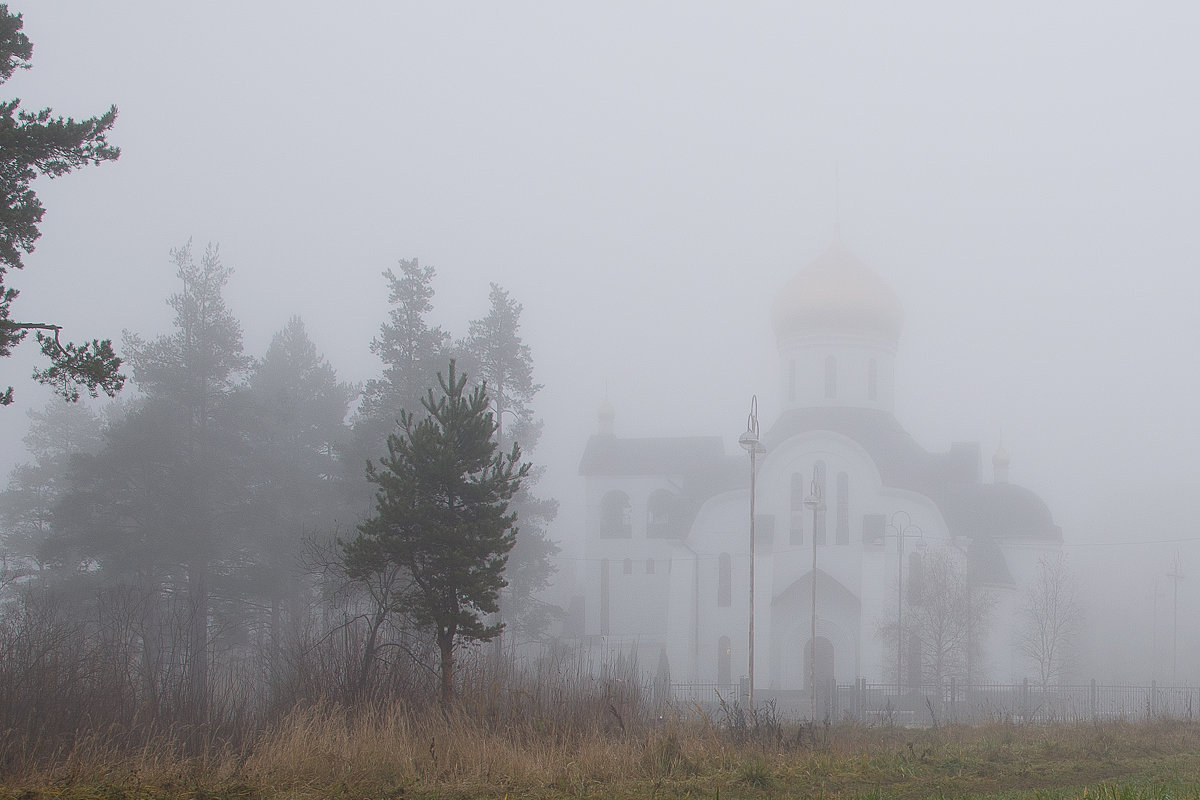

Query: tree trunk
[356,603,388,699]
[438,628,455,705]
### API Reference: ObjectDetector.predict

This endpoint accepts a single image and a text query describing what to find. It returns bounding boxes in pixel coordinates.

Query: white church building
[574,239,1062,699]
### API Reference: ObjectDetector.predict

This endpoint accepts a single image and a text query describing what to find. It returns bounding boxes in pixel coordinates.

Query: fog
[4,2,1200,682]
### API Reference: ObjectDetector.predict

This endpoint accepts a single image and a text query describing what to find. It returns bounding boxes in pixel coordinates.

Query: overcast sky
[5,2,1200,674]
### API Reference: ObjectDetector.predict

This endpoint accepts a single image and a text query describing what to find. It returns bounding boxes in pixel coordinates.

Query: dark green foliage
[345,361,529,703]
[0,4,123,404]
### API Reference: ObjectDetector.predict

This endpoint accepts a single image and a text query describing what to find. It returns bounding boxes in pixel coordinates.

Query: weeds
[1,651,1199,799]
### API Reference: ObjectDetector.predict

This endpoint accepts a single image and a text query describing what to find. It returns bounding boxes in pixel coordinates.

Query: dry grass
[6,703,1200,800]
[2,650,1199,799]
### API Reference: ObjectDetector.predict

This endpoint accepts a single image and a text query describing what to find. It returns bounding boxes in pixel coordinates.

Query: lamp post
[887,511,924,691]
[804,476,823,720]
[738,396,766,708]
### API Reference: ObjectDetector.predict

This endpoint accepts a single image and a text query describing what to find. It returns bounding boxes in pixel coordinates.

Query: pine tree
[0,399,103,579]
[53,241,249,720]
[344,361,528,704]
[0,5,122,404]
[354,259,449,466]
[461,284,559,645]
[242,316,354,655]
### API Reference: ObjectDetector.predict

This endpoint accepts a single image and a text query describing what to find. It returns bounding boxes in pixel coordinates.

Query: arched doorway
[804,636,835,687]
[804,636,836,717]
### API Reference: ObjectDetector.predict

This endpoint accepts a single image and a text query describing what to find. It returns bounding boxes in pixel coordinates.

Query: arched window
[647,489,676,538]
[836,472,849,545]
[718,635,732,684]
[790,472,806,545]
[868,358,878,401]
[824,356,837,399]
[814,461,827,544]
[718,553,732,607]
[600,491,632,538]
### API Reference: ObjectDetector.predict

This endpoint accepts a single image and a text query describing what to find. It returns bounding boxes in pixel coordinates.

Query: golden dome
[772,239,904,340]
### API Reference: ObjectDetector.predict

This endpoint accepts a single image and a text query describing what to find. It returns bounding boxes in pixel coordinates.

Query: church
[575,238,1063,703]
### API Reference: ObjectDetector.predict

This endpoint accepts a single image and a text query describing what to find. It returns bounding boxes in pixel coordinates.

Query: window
[824,356,837,399]
[718,635,732,684]
[623,558,633,575]
[868,358,878,401]
[646,559,655,575]
[836,472,849,545]
[814,461,827,544]
[600,491,632,538]
[789,472,805,545]
[718,553,732,607]
[647,489,676,538]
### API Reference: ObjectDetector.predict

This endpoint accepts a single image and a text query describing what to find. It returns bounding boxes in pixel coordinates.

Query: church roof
[580,408,1059,544]
[579,434,744,536]
[766,406,1061,542]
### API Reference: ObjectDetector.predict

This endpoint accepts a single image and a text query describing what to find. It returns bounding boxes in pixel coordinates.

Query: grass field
[3,701,1200,800]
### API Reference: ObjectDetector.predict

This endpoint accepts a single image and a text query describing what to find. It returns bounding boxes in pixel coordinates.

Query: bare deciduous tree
[1020,553,1081,690]
[881,548,994,688]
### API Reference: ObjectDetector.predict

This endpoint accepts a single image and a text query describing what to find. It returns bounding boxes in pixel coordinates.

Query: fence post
[949,676,956,723]
[1022,678,1030,722]
[1150,680,1157,719]
[1090,678,1097,720]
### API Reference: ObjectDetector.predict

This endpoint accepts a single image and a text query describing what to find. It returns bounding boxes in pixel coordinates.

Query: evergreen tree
[0,5,122,404]
[354,259,449,467]
[461,284,559,645]
[0,399,103,579]
[53,241,249,720]
[242,316,354,654]
[462,284,541,452]
[344,361,528,704]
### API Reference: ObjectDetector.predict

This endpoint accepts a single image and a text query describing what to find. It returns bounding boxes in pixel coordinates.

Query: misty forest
[2,2,1200,799]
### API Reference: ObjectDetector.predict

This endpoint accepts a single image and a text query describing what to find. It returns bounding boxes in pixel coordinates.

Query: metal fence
[670,679,1200,724]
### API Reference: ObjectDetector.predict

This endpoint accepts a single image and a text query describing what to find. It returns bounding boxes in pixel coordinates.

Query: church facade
[576,240,1062,697]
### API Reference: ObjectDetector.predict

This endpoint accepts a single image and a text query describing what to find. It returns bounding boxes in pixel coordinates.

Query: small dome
[772,239,904,341]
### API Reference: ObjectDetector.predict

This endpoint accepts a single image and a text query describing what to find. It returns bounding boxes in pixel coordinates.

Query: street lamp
[804,476,823,720]
[738,396,766,708]
[887,511,924,691]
